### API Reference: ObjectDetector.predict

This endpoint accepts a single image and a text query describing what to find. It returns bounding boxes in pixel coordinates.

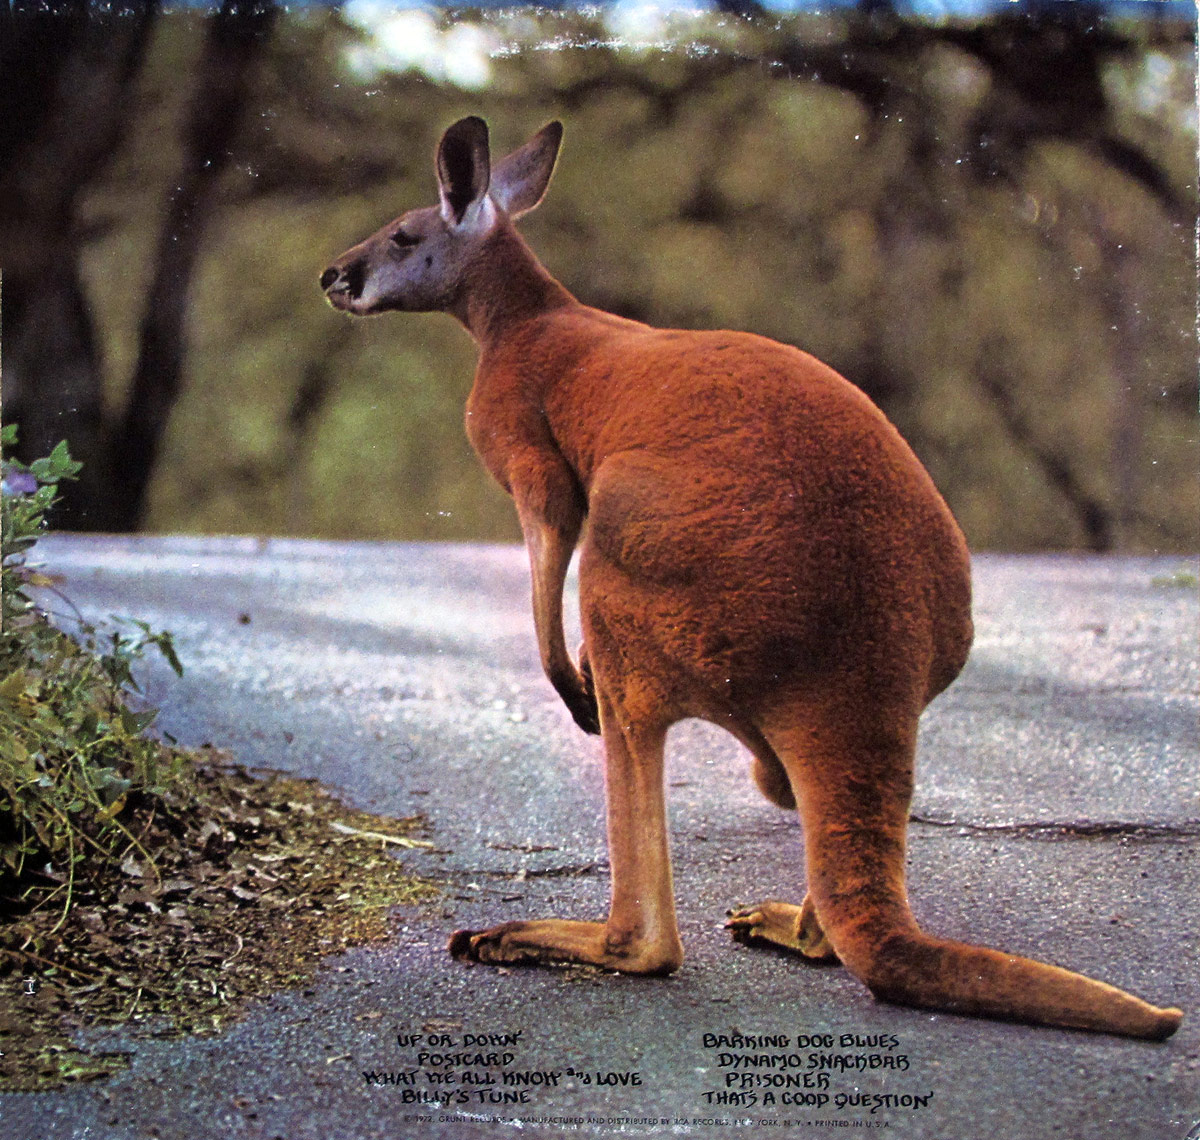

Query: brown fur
[321,117,1182,1039]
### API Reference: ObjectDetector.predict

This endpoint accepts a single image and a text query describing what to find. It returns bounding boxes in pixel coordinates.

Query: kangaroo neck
[453,224,575,350]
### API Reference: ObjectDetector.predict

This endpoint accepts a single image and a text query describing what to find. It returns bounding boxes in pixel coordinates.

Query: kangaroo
[320,116,1182,1040]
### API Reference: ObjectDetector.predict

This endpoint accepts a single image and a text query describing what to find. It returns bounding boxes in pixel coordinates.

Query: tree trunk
[0,1,276,532]
[109,0,277,532]
[0,2,158,529]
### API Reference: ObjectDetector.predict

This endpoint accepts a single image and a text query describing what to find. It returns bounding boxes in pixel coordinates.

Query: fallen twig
[328,820,433,849]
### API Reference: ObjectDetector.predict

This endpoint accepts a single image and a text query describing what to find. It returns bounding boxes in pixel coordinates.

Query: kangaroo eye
[390,229,420,249]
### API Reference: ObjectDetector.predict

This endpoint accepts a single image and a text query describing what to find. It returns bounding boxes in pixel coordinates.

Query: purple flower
[2,467,38,497]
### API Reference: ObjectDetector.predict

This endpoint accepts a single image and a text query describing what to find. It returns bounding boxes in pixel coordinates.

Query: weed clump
[1,427,185,925]
[0,428,436,1089]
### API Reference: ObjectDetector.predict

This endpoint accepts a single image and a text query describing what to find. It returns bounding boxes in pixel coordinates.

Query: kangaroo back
[322,117,1181,1040]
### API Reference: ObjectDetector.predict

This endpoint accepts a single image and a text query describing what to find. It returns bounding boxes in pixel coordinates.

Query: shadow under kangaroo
[321,116,1181,1040]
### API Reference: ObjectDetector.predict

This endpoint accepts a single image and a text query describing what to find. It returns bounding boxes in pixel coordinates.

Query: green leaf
[152,633,185,678]
[119,708,158,735]
[27,441,79,486]
[0,669,32,700]
[77,710,100,740]
[88,766,132,803]
[46,440,81,480]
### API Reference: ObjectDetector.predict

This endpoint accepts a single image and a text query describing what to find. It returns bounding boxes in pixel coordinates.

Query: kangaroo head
[321,116,563,316]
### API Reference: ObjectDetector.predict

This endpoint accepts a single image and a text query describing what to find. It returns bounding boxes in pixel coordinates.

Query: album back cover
[0,3,1196,1139]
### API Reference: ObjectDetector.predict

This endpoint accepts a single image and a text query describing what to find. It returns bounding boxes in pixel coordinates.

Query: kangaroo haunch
[321,116,1182,1041]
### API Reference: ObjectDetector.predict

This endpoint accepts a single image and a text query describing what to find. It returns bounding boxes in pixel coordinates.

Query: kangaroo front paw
[575,647,600,733]
[553,648,600,735]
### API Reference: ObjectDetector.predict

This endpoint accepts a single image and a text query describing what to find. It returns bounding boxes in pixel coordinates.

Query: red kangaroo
[321,116,1182,1040]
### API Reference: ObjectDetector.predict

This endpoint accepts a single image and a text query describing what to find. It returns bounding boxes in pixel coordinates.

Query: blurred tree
[0,0,158,528]
[2,3,1195,551]
[0,0,277,530]
[111,0,279,531]
[705,0,1192,549]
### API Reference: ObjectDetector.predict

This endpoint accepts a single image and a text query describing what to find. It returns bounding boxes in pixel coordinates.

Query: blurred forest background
[1,0,1196,551]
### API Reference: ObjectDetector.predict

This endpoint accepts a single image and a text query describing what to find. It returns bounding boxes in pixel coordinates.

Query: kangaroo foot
[449,919,681,975]
[726,896,839,962]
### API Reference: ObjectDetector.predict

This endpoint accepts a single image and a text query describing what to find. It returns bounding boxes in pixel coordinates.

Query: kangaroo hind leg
[450,686,683,975]
[727,729,835,961]
[734,699,1181,1040]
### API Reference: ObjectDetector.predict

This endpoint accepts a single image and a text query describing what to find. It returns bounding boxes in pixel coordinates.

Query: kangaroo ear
[437,116,491,228]
[490,121,563,219]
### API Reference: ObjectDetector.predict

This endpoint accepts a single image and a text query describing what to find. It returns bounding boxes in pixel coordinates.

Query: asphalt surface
[2,535,1197,1140]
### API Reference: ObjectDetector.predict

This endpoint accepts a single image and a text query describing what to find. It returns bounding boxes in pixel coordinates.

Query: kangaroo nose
[320,266,340,292]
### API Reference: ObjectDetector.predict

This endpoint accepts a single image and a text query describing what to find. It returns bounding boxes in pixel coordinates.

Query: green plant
[1,426,185,925]
[0,428,437,1090]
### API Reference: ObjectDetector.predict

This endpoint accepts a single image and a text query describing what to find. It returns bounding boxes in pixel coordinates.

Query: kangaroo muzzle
[320,260,364,309]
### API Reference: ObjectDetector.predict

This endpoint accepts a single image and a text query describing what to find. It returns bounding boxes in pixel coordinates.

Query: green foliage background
[74,8,1197,550]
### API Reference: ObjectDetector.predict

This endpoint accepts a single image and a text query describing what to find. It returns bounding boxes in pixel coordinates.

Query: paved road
[2,536,1198,1140]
